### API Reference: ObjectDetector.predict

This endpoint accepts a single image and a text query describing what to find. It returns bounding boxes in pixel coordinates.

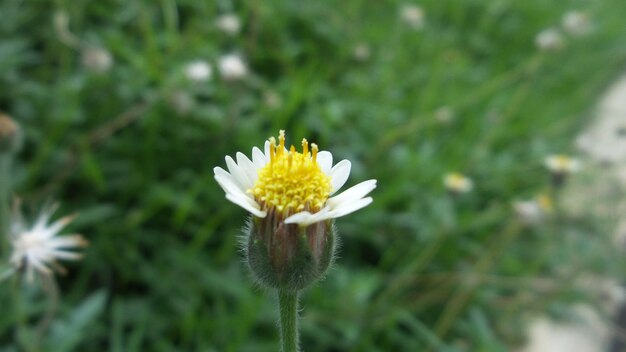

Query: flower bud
[0,113,21,154]
[245,213,336,291]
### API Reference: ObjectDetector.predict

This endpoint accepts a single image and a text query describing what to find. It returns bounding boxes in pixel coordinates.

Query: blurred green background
[1,0,626,351]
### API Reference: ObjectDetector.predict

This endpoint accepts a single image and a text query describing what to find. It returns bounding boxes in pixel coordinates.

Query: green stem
[0,154,11,256]
[278,289,299,352]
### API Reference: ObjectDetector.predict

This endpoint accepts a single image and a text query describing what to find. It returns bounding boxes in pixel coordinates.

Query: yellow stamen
[278,130,285,156]
[251,132,331,214]
[311,143,318,164]
[302,138,308,156]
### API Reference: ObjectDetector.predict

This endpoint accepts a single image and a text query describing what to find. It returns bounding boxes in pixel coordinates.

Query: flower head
[215,130,376,226]
[218,54,248,81]
[544,154,581,174]
[353,43,371,62]
[435,106,455,124]
[81,47,113,73]
[535,28,565,51]
[513,194,553,225]
[443,172,473,194]
[184,60,213,82]
[562,11,591,36]
[400,4,425,29]
[544,154,581,187]
[215,130,376,290]
[9,203,87,282]
[216,14,241,36]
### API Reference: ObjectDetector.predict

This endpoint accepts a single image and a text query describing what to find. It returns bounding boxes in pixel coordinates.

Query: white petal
[329,160,351,194]
[33,205,58,232]
[46,249,83,260]
[215,174,250,200]
[228,189,261,209]
[328,197,373,219]
[236,152,259,185]
[41,216,72,239]
[225,194,266,217]
[327,179,377,208]
[316,151,333,174]
[214,166,246,193]
[27,254,52,274]
[264,140,271,157]
[45,236,85,249]
[226,156,253,190]
[252,147,268,168]
[284,207,331,226]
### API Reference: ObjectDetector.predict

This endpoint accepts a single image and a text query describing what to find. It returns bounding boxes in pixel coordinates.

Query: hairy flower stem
[0,155,11,254]
[278,289,299,352]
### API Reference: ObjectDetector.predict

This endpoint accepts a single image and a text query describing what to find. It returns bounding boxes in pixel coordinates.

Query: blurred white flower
[535,28,565,51]
[216,14,241,36]
[544,154,581,174]
[353,43,371,62]
[443,172,473,194]
[513,194,553,225]
[264,91,282,109]
[435,106,455,124]
[185,60,213,82]
[219,54,248,81]
[562,11,591,36]
[168,90,195,116]
[81,47,113,73]
[401,4,425,29]
[9,204,87,282]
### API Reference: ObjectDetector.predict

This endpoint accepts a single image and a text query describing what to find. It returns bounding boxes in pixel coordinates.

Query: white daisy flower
[9,204,87,282]
[535,28,565,51]
[184,60,213,82]
[435,106,455,124]
[544,154,581,174]
[353,43,371,62]
[513,194,553,225]
[214,130,376,227]
[562,11,591,36]
[216,14,241,36]
[263,90,282,109]
[400,4,425,29]
[218,54,248,81]
[81,47,113,73]
[443,172,473,194]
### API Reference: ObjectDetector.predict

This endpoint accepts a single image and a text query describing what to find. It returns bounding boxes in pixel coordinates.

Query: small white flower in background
[435,106,455,124]
[401,4,425,29]
[512,194,553,225]
[535,28,565,51]
[353,43,371,62]
[184,60,213,82]
[168,90,195,116]
[219,54,248,81]
[562,10,591,36]
[443,172,473,194]
[9,204,87,282]
[81,47,113,73]
[214,130,376,226]
[544,154,581,186]
[263,91,282,109]
[216,14,241,36]
[544,154,581,174]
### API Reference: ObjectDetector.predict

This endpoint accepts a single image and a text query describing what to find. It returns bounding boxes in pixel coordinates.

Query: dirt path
[518,75,626,352]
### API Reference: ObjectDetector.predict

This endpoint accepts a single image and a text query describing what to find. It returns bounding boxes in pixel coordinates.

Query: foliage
[1,0,626,350]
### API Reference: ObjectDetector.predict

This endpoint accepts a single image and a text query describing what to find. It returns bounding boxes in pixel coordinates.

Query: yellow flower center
[250,130,331,214]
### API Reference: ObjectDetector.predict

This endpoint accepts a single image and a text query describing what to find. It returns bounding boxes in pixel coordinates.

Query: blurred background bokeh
[2,0,626,351]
